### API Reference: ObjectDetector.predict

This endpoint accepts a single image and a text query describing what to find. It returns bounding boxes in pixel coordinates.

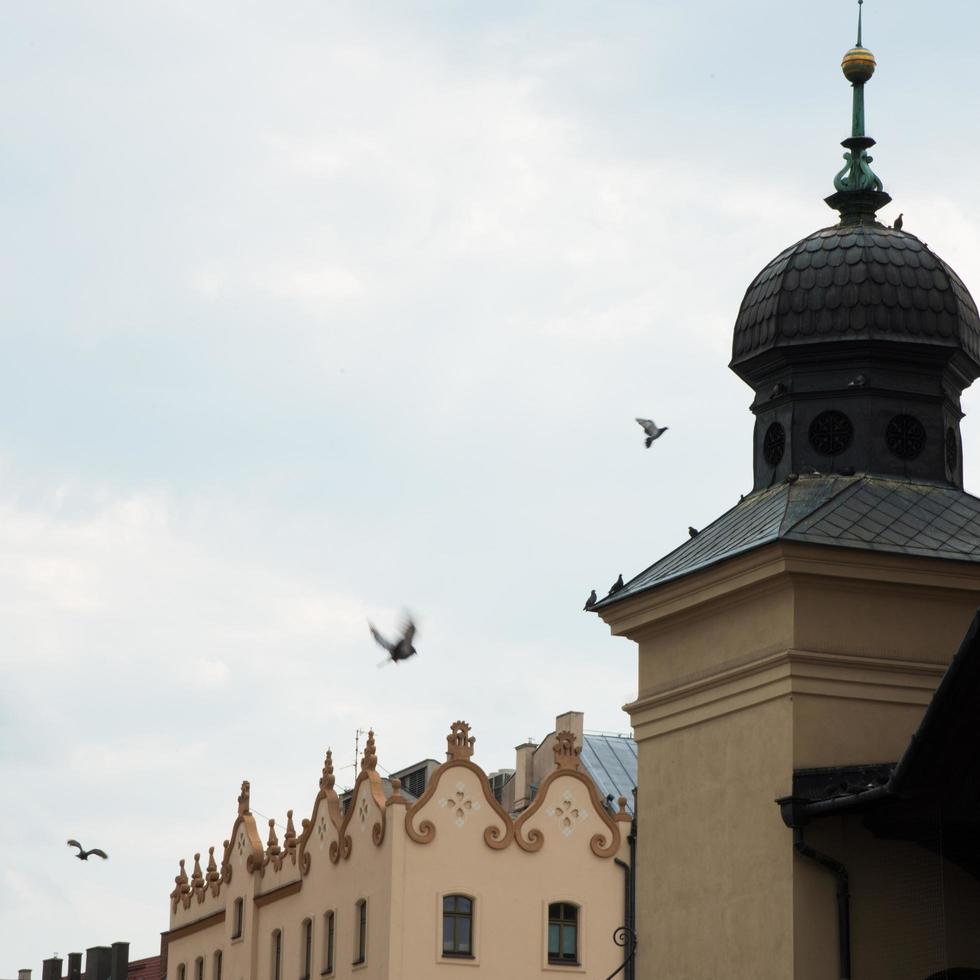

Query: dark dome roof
[732,224,980,367]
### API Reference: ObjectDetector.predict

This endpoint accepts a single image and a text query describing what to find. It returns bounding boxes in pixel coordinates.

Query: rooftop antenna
[857,0,864,48]
[354,728,370,772]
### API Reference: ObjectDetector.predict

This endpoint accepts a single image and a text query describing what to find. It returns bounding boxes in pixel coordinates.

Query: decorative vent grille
[763,422,786,466]
[886,414,926,460]
[809,411,853,456]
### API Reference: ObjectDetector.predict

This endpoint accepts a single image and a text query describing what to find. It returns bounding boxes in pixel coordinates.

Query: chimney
[555,710,584,744]
[110,944,129,980]
[19,970,33,980]
[513,741,537,810]
[84,948,112,980]
[41,959,62,980]
[68,953,83,980]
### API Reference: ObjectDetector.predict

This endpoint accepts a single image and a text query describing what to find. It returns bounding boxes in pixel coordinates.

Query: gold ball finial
[842,46,876,84]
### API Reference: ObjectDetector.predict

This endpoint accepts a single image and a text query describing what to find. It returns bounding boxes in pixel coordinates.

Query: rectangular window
[442,895,474,957]
[232,898,244,939]
[353,900,366,965]
[547,903,579,965]
[272,929,282,980]
[301,919,312,980]
[322,912,335,975]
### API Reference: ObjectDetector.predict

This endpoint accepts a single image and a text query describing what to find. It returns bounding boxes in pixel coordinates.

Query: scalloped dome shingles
[732,225,980,365]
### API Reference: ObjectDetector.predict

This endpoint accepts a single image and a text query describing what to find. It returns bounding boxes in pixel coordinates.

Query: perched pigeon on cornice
[370,616,417,665]
[636,418,668,448]
[688,527,699,538]
[608,574,624,595]
[769,383,786,400]
[583,590,598,611]
[847,374,869,388]
[893,213,904,231]
[66,840,108,861]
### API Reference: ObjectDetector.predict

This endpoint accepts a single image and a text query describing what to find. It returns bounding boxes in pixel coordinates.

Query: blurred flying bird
[66,840,108,861]
[893,213,904,231]
[370,617,417,665]
[584,590,598,611]
[608,574,625,595]
[636,418,668,448]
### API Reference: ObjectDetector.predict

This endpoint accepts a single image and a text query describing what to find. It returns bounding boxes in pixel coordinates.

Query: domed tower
[732,8,980,492]
[594,7,980,979]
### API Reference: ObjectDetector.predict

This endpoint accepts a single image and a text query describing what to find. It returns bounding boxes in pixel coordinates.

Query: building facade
[163,720,632,980]
[595,13,980,980]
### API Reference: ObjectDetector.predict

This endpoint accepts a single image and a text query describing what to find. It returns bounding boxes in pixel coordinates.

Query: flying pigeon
[688,527,699,538]
[583,590,598,611]
[893,213,904,231]
[608,574,625,595]
[66,840,108,861]
[635,418,668,448]
[370,616,418,665]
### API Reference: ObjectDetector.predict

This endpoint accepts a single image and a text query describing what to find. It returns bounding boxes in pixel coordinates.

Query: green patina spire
[825,0,892,224]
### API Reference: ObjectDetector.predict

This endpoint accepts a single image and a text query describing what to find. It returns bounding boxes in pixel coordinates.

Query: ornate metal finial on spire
[553,731,582,771]
[320,749,336,792]
[238,780,251,816]
[361,730,378,772]
[827,0,892,224]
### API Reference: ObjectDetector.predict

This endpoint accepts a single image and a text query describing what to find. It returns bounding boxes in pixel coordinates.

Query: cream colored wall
[602,540,980,980]
[165,734,628,980]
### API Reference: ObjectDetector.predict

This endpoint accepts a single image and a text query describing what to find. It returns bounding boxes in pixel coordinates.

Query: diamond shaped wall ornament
[439,781,482,827]
[547,789,589,838]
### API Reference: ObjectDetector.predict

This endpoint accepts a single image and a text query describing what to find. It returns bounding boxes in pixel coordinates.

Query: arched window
[442,895,474,958]
[213,951,222,980]
[271,928,282,980]
[177,965,186,980]
[322,911,335,975]
[300,918,312,980]
[194,958,203,980]
[353,899,367,965]
[547,903,579,965]
[232,897,244,939]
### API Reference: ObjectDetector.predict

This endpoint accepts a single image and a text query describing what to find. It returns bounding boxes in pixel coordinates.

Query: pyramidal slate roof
[596,475,980,608]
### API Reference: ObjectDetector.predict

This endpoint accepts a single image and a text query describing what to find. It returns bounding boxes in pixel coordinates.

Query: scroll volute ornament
[405,720,514,850]
[298,749,344,875]
[333,730,387,861]
[514,730,622,858]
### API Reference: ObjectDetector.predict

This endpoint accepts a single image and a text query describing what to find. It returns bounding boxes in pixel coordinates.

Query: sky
[3,0,980,969]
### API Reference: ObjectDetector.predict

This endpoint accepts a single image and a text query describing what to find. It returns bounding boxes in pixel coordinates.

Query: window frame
[353,899,367,966]
[194,958,203,980]
[441,894,475,959]
[321,910,336,977]
[213,951,222,980]
[546,902,580,967]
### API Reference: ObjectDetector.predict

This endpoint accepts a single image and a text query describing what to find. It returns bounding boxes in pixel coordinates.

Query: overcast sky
[4,0,980,968]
